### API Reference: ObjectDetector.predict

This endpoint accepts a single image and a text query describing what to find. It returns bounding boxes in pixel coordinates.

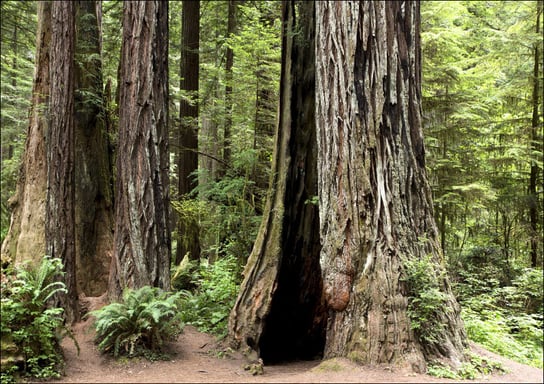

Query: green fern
[1,257,70,380]
[90,286,186,359]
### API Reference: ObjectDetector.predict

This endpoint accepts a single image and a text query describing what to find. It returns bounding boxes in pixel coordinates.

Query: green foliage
[455,265,543,369]
[428,350,505,380]
[459,285,543,368]
[401,254,450,345]
[90,286,186,360]
[422,0,543,268]
[0,257,69,380]
[0,0,37,245]
[176,256,240,338]
[188,172,262,264]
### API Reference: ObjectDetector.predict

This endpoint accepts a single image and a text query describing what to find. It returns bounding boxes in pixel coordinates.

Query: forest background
[0,0,542,378]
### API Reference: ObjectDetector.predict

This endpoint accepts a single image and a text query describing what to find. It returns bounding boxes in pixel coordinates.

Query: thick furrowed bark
[316,1,467,371]
[47,0,78,323]
[228,1,325,363]
[1,2,50,267]
[110,0,171,300]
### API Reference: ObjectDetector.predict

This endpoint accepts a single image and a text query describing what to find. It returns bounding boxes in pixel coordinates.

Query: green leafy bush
[462,305,543,369]
[401,254,450,344]
[0,257,69,380]
[178,256,240,338]
[428,350,505,379]
[453,264,543,369]
[90,286,186,360]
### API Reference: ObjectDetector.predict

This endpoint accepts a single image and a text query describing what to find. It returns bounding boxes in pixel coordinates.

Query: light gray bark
[1,1,50,267]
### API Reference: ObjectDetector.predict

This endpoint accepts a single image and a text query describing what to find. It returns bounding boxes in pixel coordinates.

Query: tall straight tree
[315,1,466,370]
[528,0,542,268]
[47,0,78,323]
[222,0,237,168]
[1,1,50,265]
[109,0,171,300]
[228,1,326,363]
[74,0,114,296]
[176,0,201,263]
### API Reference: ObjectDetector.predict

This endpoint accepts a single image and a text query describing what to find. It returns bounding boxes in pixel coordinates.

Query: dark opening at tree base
[257,252,327,364]
[258,302,327,364]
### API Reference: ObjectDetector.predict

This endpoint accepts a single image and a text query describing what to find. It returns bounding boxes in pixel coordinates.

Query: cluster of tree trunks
[2,0,470,370]
[1,0,172,319]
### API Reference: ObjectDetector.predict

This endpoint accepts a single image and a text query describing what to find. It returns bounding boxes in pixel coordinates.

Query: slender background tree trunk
[176,0,201,264]
[528,1,542,268]
[222,0,237,169]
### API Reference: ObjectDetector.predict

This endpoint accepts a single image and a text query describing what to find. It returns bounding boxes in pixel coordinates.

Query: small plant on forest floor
[90,286,186,360]
[0,257,74,381]
[177,256,240,338]
[401,254,450,345]
[427,350,506,380]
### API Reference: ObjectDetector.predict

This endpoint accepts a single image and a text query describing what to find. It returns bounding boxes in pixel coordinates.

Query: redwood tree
[109,0,171,299]
[228,1,326,363]
[47,0,78,323]
[74,0,114,296]
[1,1,50,266]
[176,0,201,264]
[315,1,466,370]
[229,0,468,372]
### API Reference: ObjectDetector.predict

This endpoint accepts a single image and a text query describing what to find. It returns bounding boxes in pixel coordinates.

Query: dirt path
[48,319,543,383]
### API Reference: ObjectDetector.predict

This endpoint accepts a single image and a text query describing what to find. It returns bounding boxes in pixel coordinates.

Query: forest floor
[46,315,543,384]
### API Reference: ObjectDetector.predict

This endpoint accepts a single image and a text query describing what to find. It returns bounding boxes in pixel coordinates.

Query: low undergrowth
[0,257,73,382]
[90,286,186,361]
[455,267,543,369]
[173,255,240,338]
[428,350,506,380]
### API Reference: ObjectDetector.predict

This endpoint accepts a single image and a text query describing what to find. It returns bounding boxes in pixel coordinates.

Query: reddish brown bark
[109,0,171,300]
[47,0,78,323]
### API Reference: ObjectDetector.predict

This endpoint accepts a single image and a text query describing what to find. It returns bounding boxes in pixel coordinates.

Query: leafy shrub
[462,305,543,369]
[178,256,240,338]
[454,263,543,369]
[428,350,504,379]
[401,254,450,344]
[90,286,186,360]
[0,257,69,380]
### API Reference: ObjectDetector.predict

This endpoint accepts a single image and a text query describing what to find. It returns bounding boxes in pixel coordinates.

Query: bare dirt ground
[42,315,544,384]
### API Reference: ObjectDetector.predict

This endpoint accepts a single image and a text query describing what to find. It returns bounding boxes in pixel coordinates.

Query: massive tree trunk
[176,0,201,264]
[315,1,466,371]
[74,0,114,296]
[47,0,78,323]
[109,0,171,300]
[1,1,50,267]
[228,1,326,363]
